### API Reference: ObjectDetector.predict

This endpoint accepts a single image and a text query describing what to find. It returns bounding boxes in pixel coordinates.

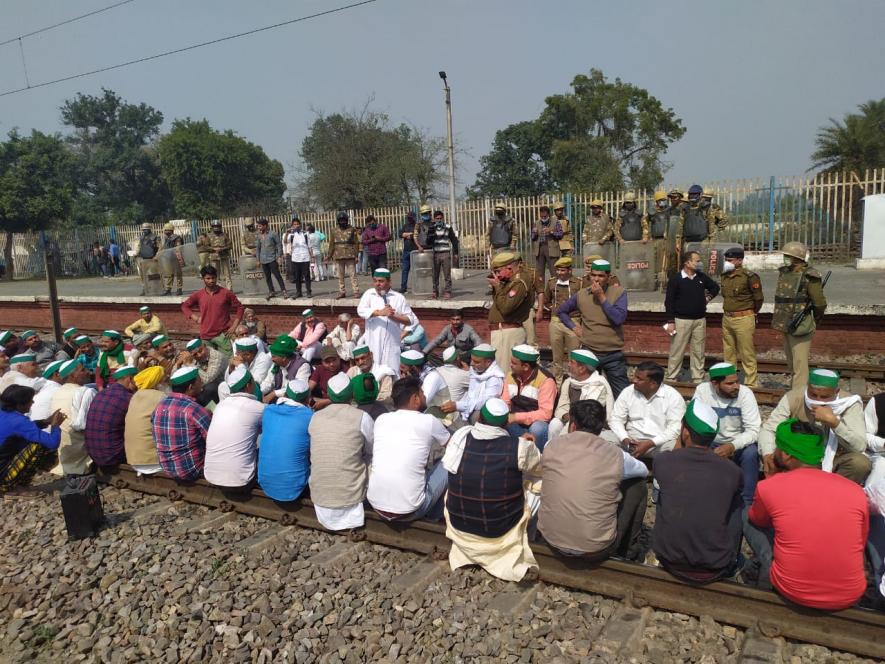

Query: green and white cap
[511,344,539,362]
[58,359,79,379]
[102,330,122,339]
[302,308,314,317]
[471,344,496,359]
[62,327,78,340]
[170,366,199,386]
[480,398,509,426]
[151,334,168,348]
[709,362,737,379]
[74,335,92,346]
[113,365,138,379]
[442,346,458,364]
[569,349,599,367]
[590,259,611,272]
[327,372,353,403]
[808,368,839,388]
[285,379,310,402]
[19,330,36,340]
[373,268,391,279]
[186,338,203,351]
[352,345,371,357]
[683,399,720,438]
[226,366,253,392]
[0,331,12,345]
[401,349,425,366]
[10,353,36,365]
[234,337,258,353]
[42,360,66,379]
[139,306,151,313]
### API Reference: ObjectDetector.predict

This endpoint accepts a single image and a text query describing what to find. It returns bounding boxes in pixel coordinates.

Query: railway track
[98,466,885,659]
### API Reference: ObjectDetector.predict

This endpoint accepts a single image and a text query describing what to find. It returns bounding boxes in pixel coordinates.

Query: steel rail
[98,466,885,659]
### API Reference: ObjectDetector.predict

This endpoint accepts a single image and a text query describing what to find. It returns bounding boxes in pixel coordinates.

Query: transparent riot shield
[409,250,434,296]
[140,259,164,296]
[239,254,268,296]
[616,241,657,291]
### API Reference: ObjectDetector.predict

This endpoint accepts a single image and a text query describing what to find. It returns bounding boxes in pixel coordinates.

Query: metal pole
[40,231,63,342]
[767,175,776,252]
[443,77,457,234]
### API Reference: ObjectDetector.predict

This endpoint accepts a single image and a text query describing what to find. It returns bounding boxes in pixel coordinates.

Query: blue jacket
[257,402,312,501]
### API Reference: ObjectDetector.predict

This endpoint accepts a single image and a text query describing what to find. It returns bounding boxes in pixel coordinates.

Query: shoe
[306,292,313,298]
[443,292,452,299]
[176,289,183,296]
[295,292,303,299]
[430,293,438,299]
[401,288,408,294]
[336,293,346,300]
[266,292,276,301]
[162,289,172,296]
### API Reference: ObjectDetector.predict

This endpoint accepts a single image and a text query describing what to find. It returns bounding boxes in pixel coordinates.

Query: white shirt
[456,363,505,421]
[367,410,450,514]
[865,399,885,454]
[423,365,470,404]
[288,230,311,262]
[30,380,61,422]
[0,370,46,394]
[219,351,273,400]
[610,384,685,450]
[70,385,97,432]
[325,324,362,360]
[693,382,761,450]
[204,392,265,487]
[356,288,419,375]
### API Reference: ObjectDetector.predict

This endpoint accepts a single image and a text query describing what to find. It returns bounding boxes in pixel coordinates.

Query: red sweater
[180,287,244,340]
[749,467,868,610]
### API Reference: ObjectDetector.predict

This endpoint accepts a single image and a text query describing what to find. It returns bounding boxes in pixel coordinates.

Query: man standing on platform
[531,205,565,281]
[429,210,458,300]
[357,268,419,376]
[160,222,184,296]
[486,203,517,259]
[556,259,629,397]
[181,265,244,357]
[552,202,573,257]
[771,241,827,390]
[487,252,534,375]
[329,211,361,299]
[613,193,649,244]
[361,214,391,272]
[664,251,720,384]
[399,211,422,293]
[537,257,581,384]
[208,219,233,290]
[720,247,764,387]
[581,199,615,255]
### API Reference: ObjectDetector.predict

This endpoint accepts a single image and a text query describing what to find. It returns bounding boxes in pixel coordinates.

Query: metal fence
[3,169,884,279]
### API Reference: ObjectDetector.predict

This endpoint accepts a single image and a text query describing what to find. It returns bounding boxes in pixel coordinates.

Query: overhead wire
[0,0,379,98]
[0,0,139,48]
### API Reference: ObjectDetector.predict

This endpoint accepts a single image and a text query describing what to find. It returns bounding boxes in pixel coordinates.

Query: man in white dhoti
[356,268,419,375]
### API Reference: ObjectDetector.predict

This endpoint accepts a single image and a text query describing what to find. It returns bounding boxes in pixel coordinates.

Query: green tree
[0,130,76,279]
[811,99,885,174]
[61,88,171,223]
[157,119,286,218]
[469,69,686,196]
[297,105,448,209]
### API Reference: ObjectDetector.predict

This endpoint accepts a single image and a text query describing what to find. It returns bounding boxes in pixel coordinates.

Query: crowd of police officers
[484,185,827,391]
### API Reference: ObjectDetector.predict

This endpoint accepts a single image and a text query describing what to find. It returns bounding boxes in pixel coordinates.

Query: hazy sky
[2,0,884,198]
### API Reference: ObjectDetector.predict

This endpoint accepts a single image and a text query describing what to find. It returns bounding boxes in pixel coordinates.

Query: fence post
[565,192,573,229]
[767,175,776,252]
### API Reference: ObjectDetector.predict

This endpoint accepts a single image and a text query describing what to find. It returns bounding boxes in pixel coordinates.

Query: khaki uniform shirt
[582,212,614,245]
[209,231,232,256]
[489,267,534,324]
[721,267,764,313]
[543,276,582,321]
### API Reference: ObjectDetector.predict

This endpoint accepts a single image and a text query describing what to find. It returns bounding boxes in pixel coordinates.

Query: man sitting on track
[652,400,744,583]
[259,336,312,404]
[351,373,389,421]
[0,353,45,394]
[153,367,212,481]
[863,392,885,608]
[422,347,470,430]
[84,366,137,468]
[760,368,870,485]
[443,398,542,582]
[204,367,265,494]
[257,379,312,503]
[123,366,166,476]
[346,345,395,405]
[539,399,648,561]
[547,350,613,442]
[745,419,868,610]
[692,362,762,506]
[307,373,374,531]
[218,338,272,403]
[499,344,556,451]
[441,344,504,425]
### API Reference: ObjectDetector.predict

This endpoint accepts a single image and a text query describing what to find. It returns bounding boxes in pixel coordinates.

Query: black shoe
[266,292,275,301]
[162,289,171,296]
[295,292,303,299]
[176,289,182,296]
[306,292,312,298]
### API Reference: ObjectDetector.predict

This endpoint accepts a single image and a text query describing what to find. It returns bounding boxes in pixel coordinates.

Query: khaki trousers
[784,332,813,391]
[209,256,232,290]
[163,265,182,291]
[549,317,579,382]
[666,318,706,382]
[523,310,537,346]
[722,314,758,387]
[492,326,526,375]
[336,259,359,296]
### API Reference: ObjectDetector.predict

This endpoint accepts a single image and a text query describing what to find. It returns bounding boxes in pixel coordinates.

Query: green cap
[683,400,719,439]
[19,330,36,340]
[471,344,496,359]
[285,379,310,402]
[327,372,353,403]
[74,335,92,346]
[58,359,79,379]
[590,259,611,272]
[775,419,824,465]
[42,360,65,379]
[0,331,12,345]
[511,344,539,363]
[400,350,425,366]
[352,345,371,357]
[102,330,122,340]
[808,369,839,389]
[186,338,203,351]
[372,268,391,279]
[351,373,379,405]
[10,353,36,365]
[226,366,253,392]
[269,335,297,357]
[569,349,599,367]
[709,362,737,380]
[234,338,258,353]
[113,366,138,379]
[62,327,78,340]
[480,398,509,426]
[170,366,199,386]
[151,335,168,348]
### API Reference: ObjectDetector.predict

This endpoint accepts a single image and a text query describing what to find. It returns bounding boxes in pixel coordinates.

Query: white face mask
[783,255,794,266]
[722,261,736,273]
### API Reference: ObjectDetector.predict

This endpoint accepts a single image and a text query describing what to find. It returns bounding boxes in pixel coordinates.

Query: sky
[1,0,884,198]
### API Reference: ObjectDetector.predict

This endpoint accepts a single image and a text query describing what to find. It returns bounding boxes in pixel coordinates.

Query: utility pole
[40,231,63,342]
[439,71,457,234]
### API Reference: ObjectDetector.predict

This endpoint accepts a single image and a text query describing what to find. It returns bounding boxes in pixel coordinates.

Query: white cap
[442,347,458,363]
[327,372,351,395]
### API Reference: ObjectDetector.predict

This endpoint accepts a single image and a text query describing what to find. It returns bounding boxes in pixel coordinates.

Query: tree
[157,119,286,218]
[469,69,686,197]
[61,88,171,223]
[296,104,448,209]
[811,99,885,174]
[0,130,76,279]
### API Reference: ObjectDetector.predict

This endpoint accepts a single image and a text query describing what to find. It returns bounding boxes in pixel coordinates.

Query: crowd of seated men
[0,322,882,613]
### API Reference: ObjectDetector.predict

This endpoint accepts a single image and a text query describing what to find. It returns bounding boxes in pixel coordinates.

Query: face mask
[783,255,793,266]
[213,228,221,234]
[338,221,348,227]
[369,222,377,229]
[142,229,151,236]
[435,221,445,229]
[693,262,704,272]
[421,214,431,222]
[657,201,667,209]
[722,261,736,273]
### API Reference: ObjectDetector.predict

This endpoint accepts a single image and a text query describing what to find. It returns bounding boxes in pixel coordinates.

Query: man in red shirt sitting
[745,418,869,610]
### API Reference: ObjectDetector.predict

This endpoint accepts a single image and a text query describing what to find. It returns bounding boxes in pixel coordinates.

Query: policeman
[487,203,516,263]
[531,205,565,281]
[552,201,574,256]
[677,184,716,248]
[136,223,160,296]
[329,211,360,299]
[536,256,581,383]
[614,192,649,244]
[720,247,764,387]
[488,251,534,374]
[242,219,258,257]
[581,199,615,261]
[666,189,685,214]
[208,219,233,290]
[648,191,669,239]
[196,230,212,269]
[771,241,827,390]
[161,222,184,296]
[700,190,729,231]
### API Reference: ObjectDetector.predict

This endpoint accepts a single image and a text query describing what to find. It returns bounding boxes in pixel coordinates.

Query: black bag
[60,475,105,540]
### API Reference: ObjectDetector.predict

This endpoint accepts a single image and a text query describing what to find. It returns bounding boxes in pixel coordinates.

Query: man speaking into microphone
[357,268,420,376]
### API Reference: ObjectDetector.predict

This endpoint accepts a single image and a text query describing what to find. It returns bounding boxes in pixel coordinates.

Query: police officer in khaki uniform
[581,199,615,263]
[196,231,212,269]
[649,191,670,288]
[552,201,573,256]
[531,205,565,281]
[536,256,581,383]
[329,211,361,298]
[242,218,258,257]
[161,222,184,296]
[488,251,534,374]
[700,190,729,231]
[720,247,764,387]
[613,192,650,244]
[208,219,233,290]
[676,184,717,248]
[487,203,517,266]
[771,241,827,390]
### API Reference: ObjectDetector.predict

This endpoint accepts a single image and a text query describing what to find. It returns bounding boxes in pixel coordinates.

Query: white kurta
[356,288,418,375]
[218,352,273,401]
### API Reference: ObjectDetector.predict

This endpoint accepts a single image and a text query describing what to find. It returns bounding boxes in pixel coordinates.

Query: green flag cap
[19,330,36,340]
[102,330,122,340]
[775,418,824,465]
[42,360,65,379]
[480,398,509,426]
[170,366,199,386]
[186,338,203,351]
[709,362,737,379]
[569,349,599,367]
[62,327,78,340]
[285,379,310,402]
[352,345,371,357]
[590,259,611,272]
[372,268,391,279]
[511,344,539,362]
[234,337,258,353]
[471,344,496,359]
[808,369,839,388]
[327,372,353,403]
[58,359,79,379]
[400,350,425,366]
[10,353,36,365]
[351,373,379,404]
[683,399,720,438]
[151,335,168,348]
[226,366,253,392]
[113,366,138,379]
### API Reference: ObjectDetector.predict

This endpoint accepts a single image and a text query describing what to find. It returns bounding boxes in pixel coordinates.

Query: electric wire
[0,0,138,48]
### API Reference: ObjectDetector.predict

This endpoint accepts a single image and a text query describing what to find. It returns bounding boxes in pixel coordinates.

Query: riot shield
[616,241,657,292]
[140,259,164,296]
[239,254,268,296]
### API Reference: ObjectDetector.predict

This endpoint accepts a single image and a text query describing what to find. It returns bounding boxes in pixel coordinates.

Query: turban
[135,366,165,390]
